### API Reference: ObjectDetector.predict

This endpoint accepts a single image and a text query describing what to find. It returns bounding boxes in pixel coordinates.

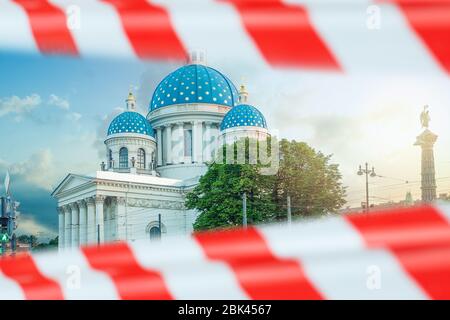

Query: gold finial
[126,85,136,110]
[128,85,135,99]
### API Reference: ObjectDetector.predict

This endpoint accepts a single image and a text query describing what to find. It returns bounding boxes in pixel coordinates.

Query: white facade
[52,171,198,249]
[148,103,228,179]
[52,62,270,250]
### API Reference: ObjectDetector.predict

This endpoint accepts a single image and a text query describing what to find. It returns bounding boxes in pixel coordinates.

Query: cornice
[127,197,185,210]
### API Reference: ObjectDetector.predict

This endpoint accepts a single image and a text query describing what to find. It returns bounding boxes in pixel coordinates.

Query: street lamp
[357,163,376,212]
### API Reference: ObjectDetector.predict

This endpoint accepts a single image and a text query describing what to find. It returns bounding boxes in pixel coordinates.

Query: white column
[173,122,184,164]
[116,197,127,240]
[178,122,185,163]
[78,200,87,245]
[94,195,105,244]
[166,124,172,164]
[58,207,65,251]
[204,122,212,162]
[86,197,96,244]
[64,205,71,249]
[70,203,79,247]
[156,127,163,166]
[193,121,203,163]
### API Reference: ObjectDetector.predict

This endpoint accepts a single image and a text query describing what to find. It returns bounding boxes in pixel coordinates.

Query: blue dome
[107,111,154,137]
[220,104,267,131]
[150,64,239,111]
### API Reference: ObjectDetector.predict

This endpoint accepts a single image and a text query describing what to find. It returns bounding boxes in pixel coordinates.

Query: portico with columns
[52,171,197,249]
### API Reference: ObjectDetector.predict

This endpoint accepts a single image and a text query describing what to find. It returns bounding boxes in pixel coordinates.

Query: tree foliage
[274,139,346,219]
[186,138,346,231]
[17,234,58,251]
[186,139,275,231]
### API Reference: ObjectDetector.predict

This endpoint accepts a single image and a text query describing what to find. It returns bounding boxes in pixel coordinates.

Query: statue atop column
[420,105,430,128]
[414,105,438,203]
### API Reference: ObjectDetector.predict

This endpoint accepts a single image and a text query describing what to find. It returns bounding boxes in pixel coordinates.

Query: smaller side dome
[107,91,154,137]
[220,85,267,131]
[107,111,154,137]
[220,104,267,131]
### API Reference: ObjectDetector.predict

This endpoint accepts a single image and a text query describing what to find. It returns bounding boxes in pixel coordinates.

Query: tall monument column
[414,105,438,203]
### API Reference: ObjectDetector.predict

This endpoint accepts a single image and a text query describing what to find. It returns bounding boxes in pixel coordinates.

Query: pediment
[51,174,93,197]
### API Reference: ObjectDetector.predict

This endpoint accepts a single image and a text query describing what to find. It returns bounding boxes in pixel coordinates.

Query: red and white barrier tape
[0,0,449,74]
[1,204,450,300]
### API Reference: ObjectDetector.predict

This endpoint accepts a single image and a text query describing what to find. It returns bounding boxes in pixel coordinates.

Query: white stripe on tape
[0,0,38,53]
[154,0,268,71]
[259,217,365,256]
[435,202,450,223]
[291,0,443,74]
[49,0,135,58]
[33,249,120,300]
[260,217,427,299]
[300,248,428,299]
[0,270,25,300]
[130,237,249,300]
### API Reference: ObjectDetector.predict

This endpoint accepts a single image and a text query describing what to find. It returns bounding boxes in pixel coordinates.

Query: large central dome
[149,64,239,111]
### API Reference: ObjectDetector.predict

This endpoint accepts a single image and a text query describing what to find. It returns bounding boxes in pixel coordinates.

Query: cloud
[48,94,70,110]
[16,215,57,241]
[0,93,82,125]
[7,149,59,191]
[66,112,82,122]
[0,94,42,120]
[0,153,59,234]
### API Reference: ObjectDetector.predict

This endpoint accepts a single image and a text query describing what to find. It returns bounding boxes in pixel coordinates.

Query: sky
[1,51,450,238]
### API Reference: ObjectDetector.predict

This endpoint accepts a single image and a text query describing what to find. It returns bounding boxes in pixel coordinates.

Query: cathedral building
[52,60,269,250]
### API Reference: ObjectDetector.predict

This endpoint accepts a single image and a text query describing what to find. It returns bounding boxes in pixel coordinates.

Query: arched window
[137,148,145,169]
[149,226,161,241]
[119,147,128,168]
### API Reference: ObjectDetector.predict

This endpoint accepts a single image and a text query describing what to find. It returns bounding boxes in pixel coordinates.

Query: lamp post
[357,163,376,212]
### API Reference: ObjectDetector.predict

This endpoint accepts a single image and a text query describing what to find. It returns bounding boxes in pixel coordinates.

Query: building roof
[149,64,239,111]
[107,111,154,137]
[51,170,200,197]
[220,103,267,131]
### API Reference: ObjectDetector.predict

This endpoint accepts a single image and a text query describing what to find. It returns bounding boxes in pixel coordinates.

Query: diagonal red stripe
[0,254,63,300]
[221,0,340,70]
[82,242,173,300]
[194,227,322,300]
[389,1,450,74]
[346,205,450,299]
[13,0,78,55]
[103,0,186,60]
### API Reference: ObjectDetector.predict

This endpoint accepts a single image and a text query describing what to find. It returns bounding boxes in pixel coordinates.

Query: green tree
[186,138,346,231]
[17,234,38,247]
[186,139,276,231]
[32,236,59,252]
[16,235,58,252]
[274,139,346,218]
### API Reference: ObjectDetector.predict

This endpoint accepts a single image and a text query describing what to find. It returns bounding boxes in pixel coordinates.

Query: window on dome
[137,148,145,169]
[184,129,192,158]
[119,147,128,168]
